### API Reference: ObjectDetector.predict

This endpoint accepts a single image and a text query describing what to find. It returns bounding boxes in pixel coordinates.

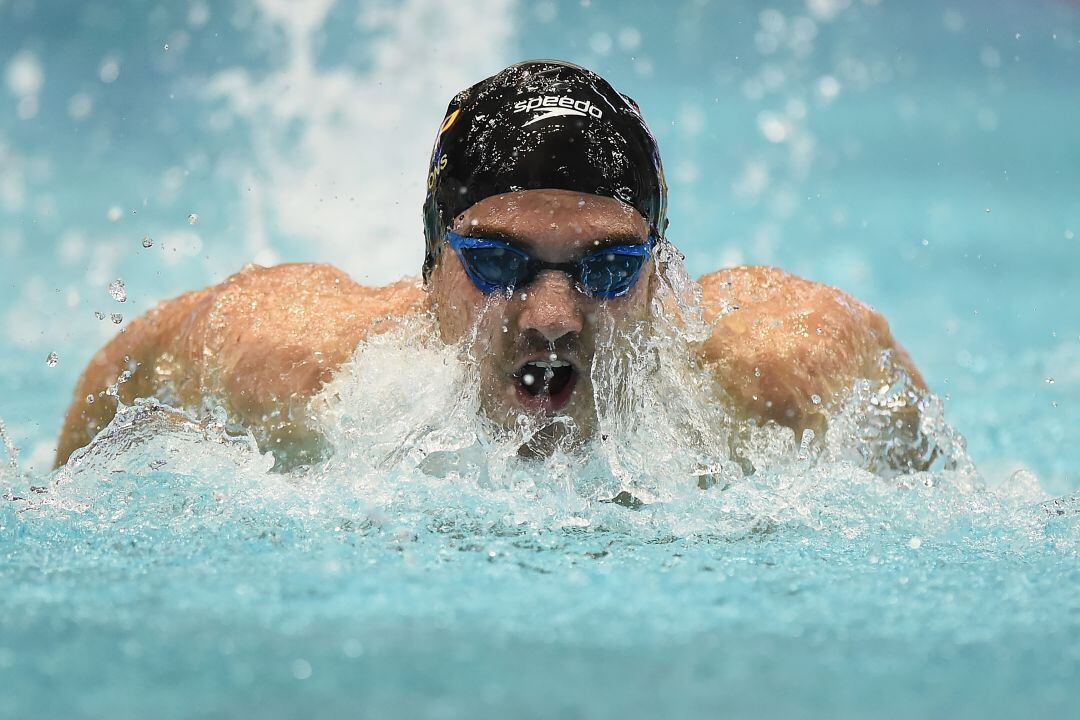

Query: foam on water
[14,353,1068,556]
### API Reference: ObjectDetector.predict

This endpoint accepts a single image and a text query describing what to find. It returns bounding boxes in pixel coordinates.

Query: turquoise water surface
[2,1,1079,718]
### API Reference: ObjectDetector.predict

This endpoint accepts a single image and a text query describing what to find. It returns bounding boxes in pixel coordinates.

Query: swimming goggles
[444,230,654,299]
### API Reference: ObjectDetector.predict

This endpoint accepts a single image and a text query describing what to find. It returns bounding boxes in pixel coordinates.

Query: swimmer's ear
[422,256,437,291]
[423,247,450,292]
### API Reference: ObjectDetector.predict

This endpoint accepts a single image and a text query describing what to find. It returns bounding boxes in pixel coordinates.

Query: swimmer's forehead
[453,189,650,252]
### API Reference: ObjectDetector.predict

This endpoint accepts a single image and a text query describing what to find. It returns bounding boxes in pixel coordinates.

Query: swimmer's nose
[517,270,584,343]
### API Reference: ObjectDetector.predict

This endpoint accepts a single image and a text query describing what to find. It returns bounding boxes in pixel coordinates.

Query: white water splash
[202,0,518,282]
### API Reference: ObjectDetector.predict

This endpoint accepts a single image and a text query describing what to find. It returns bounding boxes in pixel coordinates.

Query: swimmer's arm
[695,265,926,440]
[55,287,215,467]
[55,263,425,467]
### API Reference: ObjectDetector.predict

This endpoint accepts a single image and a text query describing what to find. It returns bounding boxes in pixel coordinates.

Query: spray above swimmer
[107,279,126,303]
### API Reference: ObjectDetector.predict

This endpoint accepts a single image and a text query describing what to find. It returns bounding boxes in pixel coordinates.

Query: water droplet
[985,207,991,213]
[86,394,95,404]
[1046,377,1055,384]
[908,537,923,550]
[111,313,123,324]
[811,393,822,405]
[187,213,199,225]
[1066,229,1075,240]
[290,658,312,680]
[141,235,153,248]
[757,111,790,143]
[522,373,535,386]
[45,352,58,367]
[921,238,929,247]
[107,279,127,303]
[98,56,121,83]
[163,43,170,52]
[817,75,840,100]
[94,311,106,320]
[548,352,558,362]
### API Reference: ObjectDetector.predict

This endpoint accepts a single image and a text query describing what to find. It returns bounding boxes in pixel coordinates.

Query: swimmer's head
[422,59,668,281]
[423,61,669,449]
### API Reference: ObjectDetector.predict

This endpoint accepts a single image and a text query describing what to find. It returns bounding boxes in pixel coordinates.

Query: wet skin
[55,189,925,467]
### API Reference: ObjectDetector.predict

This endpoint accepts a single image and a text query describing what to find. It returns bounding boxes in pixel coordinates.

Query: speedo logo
[512,95,603,126]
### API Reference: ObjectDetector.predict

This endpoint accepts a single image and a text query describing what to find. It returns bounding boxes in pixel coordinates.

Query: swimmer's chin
[516,419,592,459]
[474,390,590,459]
[255,425,331,472]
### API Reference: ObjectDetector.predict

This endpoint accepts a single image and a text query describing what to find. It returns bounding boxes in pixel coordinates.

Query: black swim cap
[422,60,668,280]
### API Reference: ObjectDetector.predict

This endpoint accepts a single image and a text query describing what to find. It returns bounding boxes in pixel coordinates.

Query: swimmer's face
[428,188,655,450]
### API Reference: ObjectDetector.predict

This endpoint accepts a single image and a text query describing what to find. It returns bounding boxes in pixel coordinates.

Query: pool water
[2,0,1079,718]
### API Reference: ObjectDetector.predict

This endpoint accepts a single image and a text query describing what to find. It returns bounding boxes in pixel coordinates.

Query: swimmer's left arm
[695,265,927,447]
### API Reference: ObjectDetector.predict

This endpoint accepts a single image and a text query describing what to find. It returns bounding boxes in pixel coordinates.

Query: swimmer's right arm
[55,263,425,467]
[55,286,215,467]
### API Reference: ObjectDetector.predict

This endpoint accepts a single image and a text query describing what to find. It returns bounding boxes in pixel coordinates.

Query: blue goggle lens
[578,250,647,297]
[459,245,531,290]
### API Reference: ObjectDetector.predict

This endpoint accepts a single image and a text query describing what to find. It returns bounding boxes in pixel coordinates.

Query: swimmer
[55,60,929,469]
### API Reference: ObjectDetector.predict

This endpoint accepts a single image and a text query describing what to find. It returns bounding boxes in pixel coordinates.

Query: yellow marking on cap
[439,109,461,135]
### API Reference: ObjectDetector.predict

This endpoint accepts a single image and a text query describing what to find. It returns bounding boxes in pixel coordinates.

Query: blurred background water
[1,0,1079,718]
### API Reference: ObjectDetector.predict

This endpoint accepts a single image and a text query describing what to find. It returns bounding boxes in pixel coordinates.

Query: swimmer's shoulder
[208,262,426,332]
[199,261,427,393]
[697,264,886,337]
[695,265,926,430]
[698,265,848,319]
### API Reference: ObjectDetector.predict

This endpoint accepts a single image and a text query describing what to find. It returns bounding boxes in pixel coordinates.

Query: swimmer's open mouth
[512,357,579,413]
